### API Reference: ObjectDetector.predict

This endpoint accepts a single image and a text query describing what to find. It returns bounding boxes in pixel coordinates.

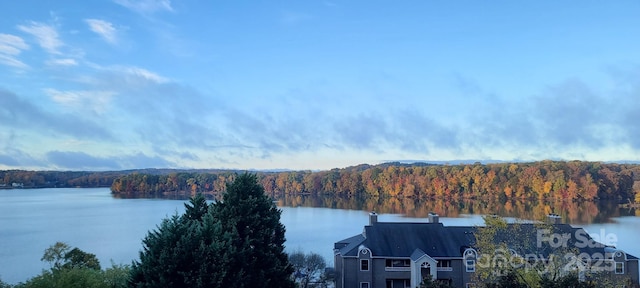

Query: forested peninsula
[2,161,640,203]
[108,161,640,202]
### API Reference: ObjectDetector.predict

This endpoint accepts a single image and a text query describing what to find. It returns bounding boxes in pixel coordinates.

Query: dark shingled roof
[335,221,639,260]
[336,222,475,258]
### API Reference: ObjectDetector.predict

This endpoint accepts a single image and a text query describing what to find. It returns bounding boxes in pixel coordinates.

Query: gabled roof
[335,221,639,260]
[410,248,428,261]
[334,233,365,253]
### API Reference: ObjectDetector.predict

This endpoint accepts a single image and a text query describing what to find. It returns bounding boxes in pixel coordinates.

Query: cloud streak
[85,19,118,44]
[17,21,62,55]
[46,58,78,66]
[44,88,116,115]
[0,89,113,141]
[0,33,29,68]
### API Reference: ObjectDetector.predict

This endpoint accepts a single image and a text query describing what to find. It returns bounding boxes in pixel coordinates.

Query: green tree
[129,174,294,288]
[16,244,129,288]
[539,272,595,288]
[103,263,131,288]
[16,269,106,288]
[129,196,231,287]
[63,248,101,270]
[473,216,559,288]
[213,173,295,288]
[41,242,71,270]
[0,277,11,288]
[41,242,100,271]
[15,264,130,288]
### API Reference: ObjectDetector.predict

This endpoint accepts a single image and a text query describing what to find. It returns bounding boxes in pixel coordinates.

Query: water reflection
[275,195,637,224]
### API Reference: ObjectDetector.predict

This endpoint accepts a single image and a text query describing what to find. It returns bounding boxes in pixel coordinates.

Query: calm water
[1,188,639,284]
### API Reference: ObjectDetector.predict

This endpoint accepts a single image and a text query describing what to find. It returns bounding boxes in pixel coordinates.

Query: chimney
[428,212,439,223]
[547,214,561,224]
[369,211,378,225]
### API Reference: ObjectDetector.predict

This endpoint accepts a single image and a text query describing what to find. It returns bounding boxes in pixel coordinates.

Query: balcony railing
[437,267,453,272]
[385,266,411,272]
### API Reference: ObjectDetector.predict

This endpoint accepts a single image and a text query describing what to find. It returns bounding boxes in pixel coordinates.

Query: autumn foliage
[109,161,640,202]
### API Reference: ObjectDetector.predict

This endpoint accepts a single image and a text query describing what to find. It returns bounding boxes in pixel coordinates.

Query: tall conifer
[129,173,294,288]
[213,173,294,288]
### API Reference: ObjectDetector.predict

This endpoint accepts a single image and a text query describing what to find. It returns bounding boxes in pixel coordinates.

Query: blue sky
[1,0,639,171]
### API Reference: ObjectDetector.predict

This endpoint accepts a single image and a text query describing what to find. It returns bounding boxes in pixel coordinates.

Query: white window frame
[360,259,369,271]
[360,282,370,288]
[466,259,476,272]
[437,259,452,267]
[615,262,624,274]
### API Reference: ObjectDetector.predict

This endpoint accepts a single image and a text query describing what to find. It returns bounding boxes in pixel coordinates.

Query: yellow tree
[565,180,578,200]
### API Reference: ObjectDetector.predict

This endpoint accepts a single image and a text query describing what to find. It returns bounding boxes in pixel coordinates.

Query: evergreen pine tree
[129,195,231,288]
[213,173,295,288]
[129,174,294,288]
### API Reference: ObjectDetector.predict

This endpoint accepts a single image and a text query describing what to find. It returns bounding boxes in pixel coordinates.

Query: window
[437,260,451,268]
[361,259,369,271]
[615,262,624,274]
[466,259,476,272]
[385,279,410,288]
[360,282,370,288]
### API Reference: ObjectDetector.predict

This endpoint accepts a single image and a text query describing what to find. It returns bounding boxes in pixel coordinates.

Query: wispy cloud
[80,64,170,88]
[17,21,62,54]
[0,34,29,55]
[0,89,112,141]
[44,88,116,115]
[46,58,78,66]
[120,66,169,83]
[55,63,224,152]
[114,0,173,14]
[0,33,29,68]
[0,55,29,69]
[85,19,118,44]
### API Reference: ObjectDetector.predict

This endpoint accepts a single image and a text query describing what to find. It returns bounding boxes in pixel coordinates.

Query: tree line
[0,170,121,188]
[0,169,238,189]
[110,161,640,202]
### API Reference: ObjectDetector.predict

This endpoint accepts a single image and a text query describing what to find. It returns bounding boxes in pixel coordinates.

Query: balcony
[385,266,411,272]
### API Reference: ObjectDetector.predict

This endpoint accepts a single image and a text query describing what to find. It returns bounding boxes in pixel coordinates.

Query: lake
[1,188,639,284]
